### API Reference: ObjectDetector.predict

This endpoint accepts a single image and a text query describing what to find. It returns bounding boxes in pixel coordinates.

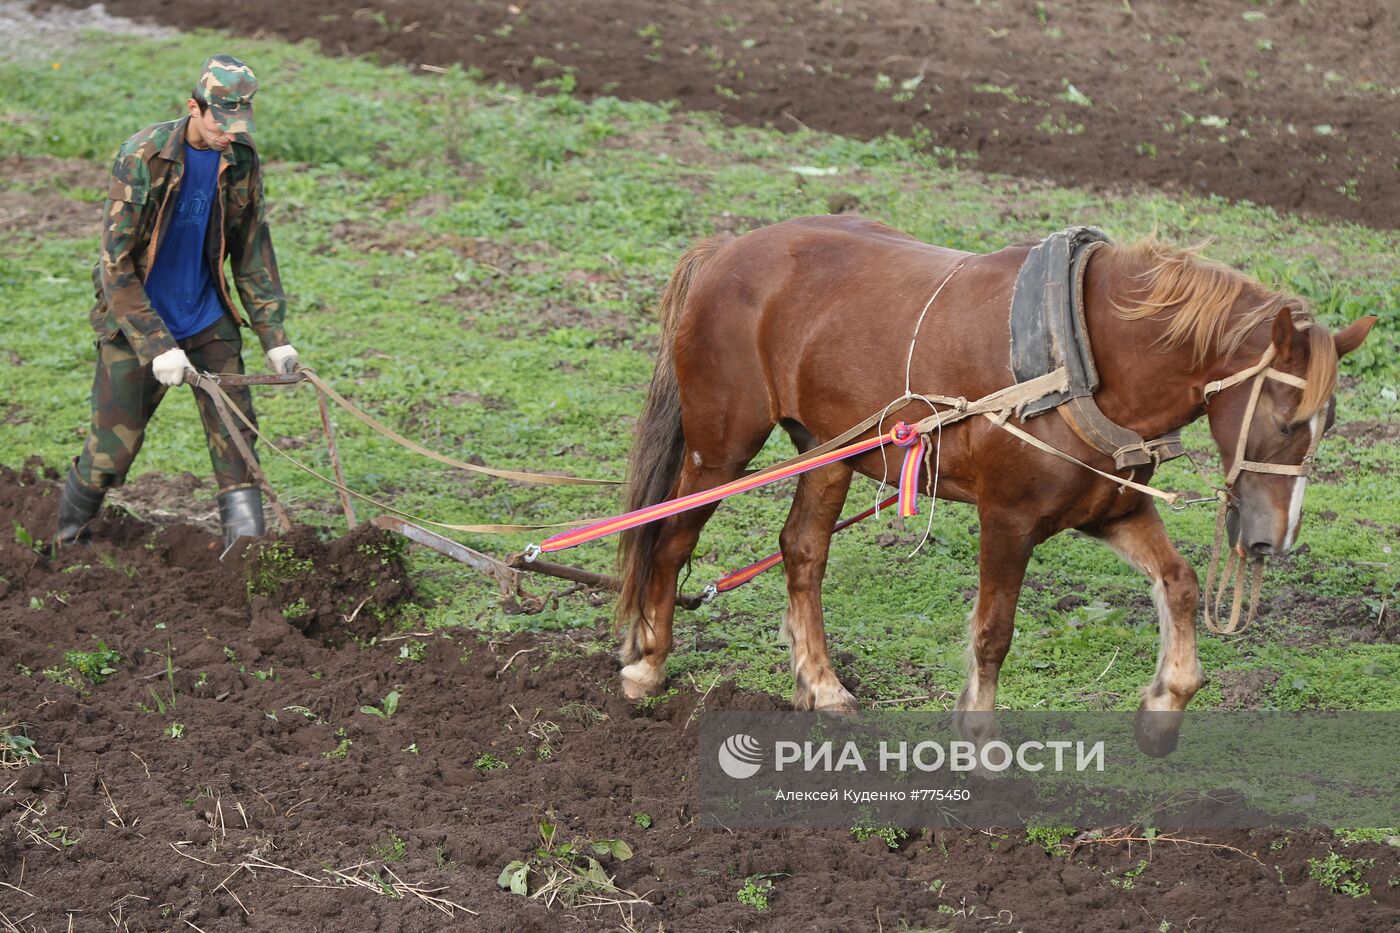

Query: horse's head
[1206,308,1376,556]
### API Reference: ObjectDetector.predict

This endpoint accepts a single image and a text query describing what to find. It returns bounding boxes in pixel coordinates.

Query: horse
[613,214,1375,750]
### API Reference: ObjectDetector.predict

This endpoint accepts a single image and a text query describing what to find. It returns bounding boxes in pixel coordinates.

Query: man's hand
[151,347,193,386]
[266,344,299,374]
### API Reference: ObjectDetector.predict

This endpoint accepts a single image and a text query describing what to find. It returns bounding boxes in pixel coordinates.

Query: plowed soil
[38,0,1399,228]
[3,463,1397,930]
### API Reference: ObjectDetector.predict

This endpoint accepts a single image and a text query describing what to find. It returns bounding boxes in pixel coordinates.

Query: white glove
[266,344,299,374]
[151,347,193,386]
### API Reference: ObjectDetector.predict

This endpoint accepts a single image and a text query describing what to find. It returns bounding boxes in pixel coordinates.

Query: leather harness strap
[1056,239,1187,470]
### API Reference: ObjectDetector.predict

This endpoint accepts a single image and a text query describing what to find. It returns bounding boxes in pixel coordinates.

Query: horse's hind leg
[780,461,858,711]
[1083,499,1206,755]
[618,450,756,699]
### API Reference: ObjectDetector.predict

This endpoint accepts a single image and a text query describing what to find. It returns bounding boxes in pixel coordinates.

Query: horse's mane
[1111,235,1337,421]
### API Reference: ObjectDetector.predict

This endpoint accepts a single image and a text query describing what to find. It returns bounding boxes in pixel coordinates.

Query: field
[1,1,1398,930]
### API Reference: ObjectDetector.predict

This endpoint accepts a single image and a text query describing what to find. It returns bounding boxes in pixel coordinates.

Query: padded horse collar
[1010,227,1185,470]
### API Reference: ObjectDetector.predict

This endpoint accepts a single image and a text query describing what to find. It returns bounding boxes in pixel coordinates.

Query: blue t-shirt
[144,143,226,340]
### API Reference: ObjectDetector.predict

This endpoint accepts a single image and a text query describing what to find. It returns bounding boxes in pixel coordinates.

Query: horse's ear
[1334,315,1378,358]
[1270,306,1300,361]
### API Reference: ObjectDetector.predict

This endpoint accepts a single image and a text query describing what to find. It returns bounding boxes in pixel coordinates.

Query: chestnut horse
[615,215,1375,744]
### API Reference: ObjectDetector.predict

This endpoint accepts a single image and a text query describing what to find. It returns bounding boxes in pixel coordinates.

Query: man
[56,54,299,551]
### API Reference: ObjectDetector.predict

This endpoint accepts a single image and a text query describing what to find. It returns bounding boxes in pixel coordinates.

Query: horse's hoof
[951,709,1001,746]
[817,697,860,716]
[620,661,664,700]
[795,680,860,714]
[1134,707,1183,758]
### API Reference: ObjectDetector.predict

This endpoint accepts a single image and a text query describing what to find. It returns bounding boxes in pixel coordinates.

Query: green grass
[1,31,1396,712]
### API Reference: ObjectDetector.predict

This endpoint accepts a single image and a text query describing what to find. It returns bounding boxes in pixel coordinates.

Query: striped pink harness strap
[535,422,928,555]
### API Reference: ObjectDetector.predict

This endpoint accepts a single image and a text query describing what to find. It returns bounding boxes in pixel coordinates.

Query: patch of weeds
[356,535,406,565]
[558,702,607,727]
[633,812,653,830]
[246,540,314,599]
[1308,852,1373,897]
[525,716,561,760]
[42,666,86,694]
[1,728,41,768]
[398,640,426,662]
[538,70,577,95]
[497,819,636,908]
[359,689,401,719]
[1334,827,1399,845]
[635,687,680,710]
[142,642,179,714]
[373,833,408,862]
[282,598,310,622]
[1026,822,1075,855]
[47,826,81,848]
[164,722,185,740]
[737,873,784,910]
[97,551,137,578]
[14,520,42,551]
[474,753,508,772]
[1056,81,1093,107]
[283,705,325,724]
[851,809,910,850]
[63,640,122,683]
[325,728,353,760]
[1109,859,1149,890]
[1036,112,1085,136]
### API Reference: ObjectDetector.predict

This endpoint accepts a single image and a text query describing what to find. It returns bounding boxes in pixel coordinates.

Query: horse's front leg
[1085,499,1207,756]
[954,509,1036,744]
[780,462,857,712]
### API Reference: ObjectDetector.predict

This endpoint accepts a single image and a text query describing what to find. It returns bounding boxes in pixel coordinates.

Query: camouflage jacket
[90,115,289,364]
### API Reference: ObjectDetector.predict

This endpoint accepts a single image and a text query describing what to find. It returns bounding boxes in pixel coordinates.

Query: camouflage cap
[196,54,257,135]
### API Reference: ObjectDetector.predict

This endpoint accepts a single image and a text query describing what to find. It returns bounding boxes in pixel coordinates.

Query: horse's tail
[615,236,729,634]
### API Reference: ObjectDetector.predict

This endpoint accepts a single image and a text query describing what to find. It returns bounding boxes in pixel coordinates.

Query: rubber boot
[55,464,106,546]
[218,487,265,552]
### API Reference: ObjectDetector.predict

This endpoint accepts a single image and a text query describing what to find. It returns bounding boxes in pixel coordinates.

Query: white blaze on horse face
[1281,412,1322,552]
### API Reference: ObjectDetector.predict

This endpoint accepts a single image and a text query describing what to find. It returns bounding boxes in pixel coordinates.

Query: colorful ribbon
[892,422,926,517]
[538,423,924,554]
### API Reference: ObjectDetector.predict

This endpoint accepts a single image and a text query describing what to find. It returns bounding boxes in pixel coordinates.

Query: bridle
[1203,343,1319,487]
[1199,344,1321,634]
